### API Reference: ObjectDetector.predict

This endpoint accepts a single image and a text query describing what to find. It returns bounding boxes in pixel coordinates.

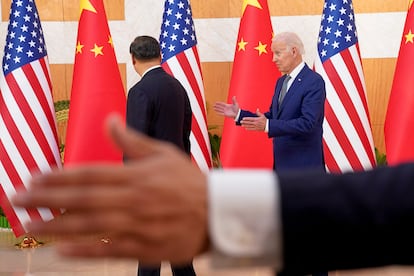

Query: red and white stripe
[0,57,61,237]
[162,47,212,173]
[315,44,376,173]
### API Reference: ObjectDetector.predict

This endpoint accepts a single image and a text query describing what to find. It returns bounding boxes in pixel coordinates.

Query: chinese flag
[220,0,280,168]
[64,0,126,165]
[384,0,414,165]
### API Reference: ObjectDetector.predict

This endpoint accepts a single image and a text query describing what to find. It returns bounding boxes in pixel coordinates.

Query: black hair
[129,36,161,61]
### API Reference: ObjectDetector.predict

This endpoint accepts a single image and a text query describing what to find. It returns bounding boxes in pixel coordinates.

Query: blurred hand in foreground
[12,115,209,266]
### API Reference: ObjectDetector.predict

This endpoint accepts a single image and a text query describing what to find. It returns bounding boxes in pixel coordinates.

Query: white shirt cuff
[208,169,282,269]
[234,109,241,122]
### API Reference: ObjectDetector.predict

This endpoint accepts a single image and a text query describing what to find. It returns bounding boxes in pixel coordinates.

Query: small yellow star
[410,0,413,9]
[80,0,97,15]
[242,0,262,15]
[238,38,248,51]
[405,29,414,44]
[90,43,104,57]
[254,41,267,56]
[108,35,114,48]
[76,41,84,54]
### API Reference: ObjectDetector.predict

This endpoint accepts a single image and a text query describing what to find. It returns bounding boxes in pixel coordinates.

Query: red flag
[220,0,280,168]
[64,0,126,165]
[315,0,376,173]
[0,0,62,236]
[384,1,414,165]
[159,0,212,172]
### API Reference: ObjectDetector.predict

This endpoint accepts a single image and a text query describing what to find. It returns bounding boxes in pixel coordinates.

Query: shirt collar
[141,65,161,78]
[287,61,305,81]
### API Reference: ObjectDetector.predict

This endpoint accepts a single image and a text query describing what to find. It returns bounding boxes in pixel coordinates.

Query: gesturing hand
[213,96,240,118]
[240,109,267,131]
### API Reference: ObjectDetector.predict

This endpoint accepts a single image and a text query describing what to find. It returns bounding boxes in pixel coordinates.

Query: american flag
[0,0,61,237]
[159,0,212,172]
[314,0,376,173]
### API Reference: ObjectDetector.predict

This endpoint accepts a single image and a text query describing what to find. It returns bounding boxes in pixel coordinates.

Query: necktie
[278,75,291,107]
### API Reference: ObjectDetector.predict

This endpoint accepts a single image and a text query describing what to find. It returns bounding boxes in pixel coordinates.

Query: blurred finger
[106,114,170,159]
[25,210,137,236]
[14,183,134,210]
[29,164,128,188]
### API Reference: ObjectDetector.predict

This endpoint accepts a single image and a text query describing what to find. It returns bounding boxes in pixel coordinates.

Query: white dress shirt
[208,169,282,269]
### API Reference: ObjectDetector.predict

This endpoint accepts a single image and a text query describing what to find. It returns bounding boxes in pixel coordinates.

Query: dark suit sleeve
[183,94,192,155]
[264,97,276,120]
[126,89,151,134]
[277,163,414,274]
[236,109,257,125]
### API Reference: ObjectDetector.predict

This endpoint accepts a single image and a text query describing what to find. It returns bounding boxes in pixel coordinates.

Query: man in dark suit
[12,118,414,274]
[214,32,326,172]
[127,36,195,276]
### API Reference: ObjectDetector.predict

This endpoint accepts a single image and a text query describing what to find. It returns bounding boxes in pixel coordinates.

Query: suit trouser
[138,262,196,276]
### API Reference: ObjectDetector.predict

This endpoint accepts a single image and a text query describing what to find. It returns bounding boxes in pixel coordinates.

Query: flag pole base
[15,236,44,249]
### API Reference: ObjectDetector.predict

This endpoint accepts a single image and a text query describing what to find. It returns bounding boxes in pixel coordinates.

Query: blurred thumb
[232,96,238,105]
[105,114,164,159]
[256,108,263,117]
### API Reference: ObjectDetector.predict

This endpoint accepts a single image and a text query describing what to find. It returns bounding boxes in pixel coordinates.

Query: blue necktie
[278,75,291,107]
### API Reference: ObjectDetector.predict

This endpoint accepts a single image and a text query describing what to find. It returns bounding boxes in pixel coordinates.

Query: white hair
[273,32,305,55]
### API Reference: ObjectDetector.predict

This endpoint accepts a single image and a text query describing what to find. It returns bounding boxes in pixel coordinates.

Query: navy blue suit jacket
[238,64,326,172]
[126,67,192,155]
[278,162,414,274]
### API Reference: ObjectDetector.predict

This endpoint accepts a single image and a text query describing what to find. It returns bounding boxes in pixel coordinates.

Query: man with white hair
[214,32,326,173]
[215,31,327,276]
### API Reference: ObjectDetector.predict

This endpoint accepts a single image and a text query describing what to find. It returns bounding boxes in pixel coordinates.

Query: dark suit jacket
[126,67,192,155]
[238,64,326,172]
[278,163,414,274]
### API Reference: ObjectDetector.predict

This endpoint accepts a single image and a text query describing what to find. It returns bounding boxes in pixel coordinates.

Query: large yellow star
[238,38,248,51]
[80,0,97,15]
[405,29,414,44]
[242,0,262,15]
[254,41,267,56]
[90,43,104,57]
[76,41,84,54]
